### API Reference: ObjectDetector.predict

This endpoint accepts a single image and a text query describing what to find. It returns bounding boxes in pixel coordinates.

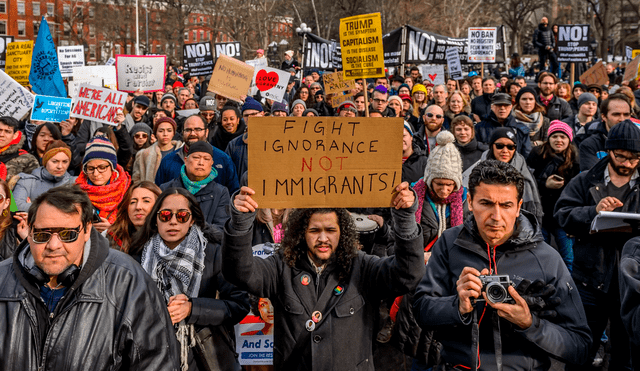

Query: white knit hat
[424,131,463,190]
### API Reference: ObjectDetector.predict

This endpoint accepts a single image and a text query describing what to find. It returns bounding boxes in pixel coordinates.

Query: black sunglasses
[32,226,82,244]
[494,143,516,151]
[426,113,443,119]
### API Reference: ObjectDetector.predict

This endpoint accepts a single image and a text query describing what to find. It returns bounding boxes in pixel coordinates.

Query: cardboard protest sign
[420,65,446,85]
[0,69,35,119]
[235,243,275,366]
[31,95,72,122]
[557,25,590,63]
[330,92,355,108]
[0,36,14,70]
[251,67,289,102]
[115,55,166,93]
[215,42,242,60]
[446,48,463,80]
[70,84,127,125]
[57,46,85,77]
[208,55,254,103]
[323,71,355,94]
[340,13,385,79]
[248,117,403,208]
[5,40,33,86]
[467,27,496,63]
[183,42,214,77]
[580,61,608,86]
[624,55,640,83]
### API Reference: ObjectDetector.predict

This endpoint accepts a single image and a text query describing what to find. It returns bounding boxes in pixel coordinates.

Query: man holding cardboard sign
[222,182,424,370]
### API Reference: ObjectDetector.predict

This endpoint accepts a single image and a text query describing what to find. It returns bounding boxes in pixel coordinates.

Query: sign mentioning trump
[115,55,166,93]
[340,13,385,80]
[557,25,590,62]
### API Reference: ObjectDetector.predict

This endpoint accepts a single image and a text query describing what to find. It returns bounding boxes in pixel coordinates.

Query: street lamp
[135,0,139,55]
[295,23,311,72]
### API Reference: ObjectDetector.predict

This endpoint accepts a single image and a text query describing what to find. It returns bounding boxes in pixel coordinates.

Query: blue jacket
[475,112,532,158]
[225,133,247,181]
[160,177,230,230]
[155,145,239,194]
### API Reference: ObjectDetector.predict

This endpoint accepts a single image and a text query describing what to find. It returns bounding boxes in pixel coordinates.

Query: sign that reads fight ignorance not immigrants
[248,117,403,208]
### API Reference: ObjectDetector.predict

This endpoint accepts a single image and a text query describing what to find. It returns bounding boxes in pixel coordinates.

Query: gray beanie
[578,92,598,109]
[424,131,463,190]
[290,99,307,113]
[129,123,152,137]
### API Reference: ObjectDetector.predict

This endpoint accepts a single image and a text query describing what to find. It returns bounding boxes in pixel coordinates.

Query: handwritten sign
[331,92,354,108]
[323,71,355,94]
[70,84,127,125]
[115,54,166,93]
[0,69,34,119]
[624,55,640,83]
[208,54,254,103]
[340,13,385,79]
[446,48,463,80]
[0,36,14,70]
[57,45,85,77]
[183,42,214,77]
[468,27,496,63]
[5,40,33,86]
[31,95,72,122]
[580,61,608,86]
[420,65,446,85]
[248,117,402,208]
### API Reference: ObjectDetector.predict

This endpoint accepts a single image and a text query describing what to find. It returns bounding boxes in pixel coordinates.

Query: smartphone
[552,174,564,181]
[92,208,102,223]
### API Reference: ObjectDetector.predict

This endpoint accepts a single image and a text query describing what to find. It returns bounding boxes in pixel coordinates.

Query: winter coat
[578,121,608,171]
[470,93,493,121]
[509,64,525,77]
[536,95,573,122]
[13,167,76,212]
[412,211,592,369]
[475,111,532,158]
[620,236,640,366]
[0,134,38,183]
[0,226,19,261]
[533,25,555,50]
[455,138,488,172]
[0,228,181,370]
[443,107,472,131]
[155,145,240,195]
[222,203,425,370]
[554,156,640,293]
[514,109,550,146]
[161,177,230,230]
[225,133,247,182]
[131,140,183,183]
[402,144,429,184]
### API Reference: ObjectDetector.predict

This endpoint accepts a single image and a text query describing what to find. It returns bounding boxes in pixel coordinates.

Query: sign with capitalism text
[115,54,166,93]
[248,117,403,208]
[467,27,496,63]
[70,84,127,126]
[340,13,385,80]
[557,25,590,63]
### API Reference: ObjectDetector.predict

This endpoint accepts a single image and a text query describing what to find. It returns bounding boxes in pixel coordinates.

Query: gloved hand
[515,279,561,319]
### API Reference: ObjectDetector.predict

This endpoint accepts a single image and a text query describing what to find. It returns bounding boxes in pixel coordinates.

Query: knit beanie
[547,120,574,142]
[271,100,289,114]
[337,101,356,113]
[424,131,463,191]
[129,123,152,138]
[388,95,403,107]
[154,116,177,134]
[605,119,640,153]
[489,127,517,147]
[399,94,412,103]
[572,83,587,93]
[83,136,117,170]
[412,84,427,95]
[290,99,306,113]
[242,96,264,113]
[515,86,537,104]
[42,140,71,166]
[577,92,598,109]
[188,141,214,157]
[160,94,177,105]
[303,108,319,116]
[403,121,414,136]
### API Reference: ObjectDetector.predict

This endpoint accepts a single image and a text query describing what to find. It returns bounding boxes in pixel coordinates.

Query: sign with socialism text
[340,13,385,80]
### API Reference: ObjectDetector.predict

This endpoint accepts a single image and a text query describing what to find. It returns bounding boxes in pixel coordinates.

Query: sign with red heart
[256,69,279,91]
[419,64,445,85]
[249,67,290,102]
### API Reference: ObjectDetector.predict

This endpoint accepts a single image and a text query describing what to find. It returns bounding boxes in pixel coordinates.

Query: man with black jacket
[555,119,640,371]
[536,72,572,122]
[533,17,559,75]
[0,186,179,370]
[475,93,532,158]
[413,160,591,370]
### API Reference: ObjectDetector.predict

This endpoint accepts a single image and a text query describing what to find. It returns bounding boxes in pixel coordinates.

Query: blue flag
[29,17,66,98]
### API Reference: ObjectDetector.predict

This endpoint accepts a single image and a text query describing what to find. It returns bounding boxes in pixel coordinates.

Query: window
[33,22,39,35]
[63,23,70,37]
[63,4,69,17]
[200,30,204,40]
[115,44,121,54]
[59,40,68,46]
[17,21,26,36]
[33,4,40,16]
[77,24,82,38]
[0,21,6,35]
[184,32,188,41]
[89,45,96,59]
[89,25,95,38]
[89,7,94,18]
[47,3,54,16]
[126,44,131,54]
[17,2,25,15]
[0,2,6,14]
[192,31,196,41]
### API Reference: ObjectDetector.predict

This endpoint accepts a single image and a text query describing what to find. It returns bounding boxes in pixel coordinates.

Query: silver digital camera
[479,275,515,304]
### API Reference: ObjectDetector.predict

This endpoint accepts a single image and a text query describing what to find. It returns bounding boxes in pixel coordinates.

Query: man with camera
[413,160,591,370]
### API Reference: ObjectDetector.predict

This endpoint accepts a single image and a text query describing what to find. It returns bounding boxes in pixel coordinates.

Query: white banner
[115,55,166,93]
[420,64,446,85]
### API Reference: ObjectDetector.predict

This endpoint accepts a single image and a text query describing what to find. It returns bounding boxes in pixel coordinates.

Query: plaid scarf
[140,225,207,303]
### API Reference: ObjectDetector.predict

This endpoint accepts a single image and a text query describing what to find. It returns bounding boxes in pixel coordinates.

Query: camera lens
[486,282,507,304]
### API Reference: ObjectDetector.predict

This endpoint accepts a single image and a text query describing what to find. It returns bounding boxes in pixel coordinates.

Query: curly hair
[280,208,358,282]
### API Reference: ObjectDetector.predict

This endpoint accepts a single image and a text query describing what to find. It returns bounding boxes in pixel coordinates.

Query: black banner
[304,33,342,70]
[557,25,590,63]
[183,42,214,76]
[0,36,14,70]
[214,42,242,60]
[383,27,403,67]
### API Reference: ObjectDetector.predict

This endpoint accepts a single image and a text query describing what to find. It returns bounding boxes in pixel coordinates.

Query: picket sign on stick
[0,69,34,119]
[323,71,355,95]
[208,55,255,103]
[115,55,166,93]
[5,40,33,86]
[70,84,127,126]
[252,67,289,102]
[580,61,608,86]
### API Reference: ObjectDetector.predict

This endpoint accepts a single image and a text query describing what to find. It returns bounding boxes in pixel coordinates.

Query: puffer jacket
[412,211,592,369]
[0,228,180,370]
[222,201,425,370]
[620,236,640,367]
[0,133,39,182]
[555,156,640,293]
[533,25,555,50]
[13,167,76,212]
[475,112,532,158]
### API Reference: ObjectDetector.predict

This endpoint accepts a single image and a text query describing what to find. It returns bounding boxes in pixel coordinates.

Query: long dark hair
[540,138,578,178]
[293,85,314,107]
[280,208,358,282]
[31,123,62,159]
[129,187,206,256]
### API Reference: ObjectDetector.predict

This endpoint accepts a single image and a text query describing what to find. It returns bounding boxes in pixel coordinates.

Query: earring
[2,209,8,217]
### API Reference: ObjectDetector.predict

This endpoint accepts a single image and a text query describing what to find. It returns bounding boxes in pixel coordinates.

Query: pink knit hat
[547,120,574,142]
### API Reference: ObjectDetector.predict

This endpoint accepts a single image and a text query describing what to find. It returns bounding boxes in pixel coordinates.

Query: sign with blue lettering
[30,95,72,122]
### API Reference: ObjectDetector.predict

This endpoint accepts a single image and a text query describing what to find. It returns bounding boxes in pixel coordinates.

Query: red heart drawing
[428,73,437,81]
[256,70,279,92]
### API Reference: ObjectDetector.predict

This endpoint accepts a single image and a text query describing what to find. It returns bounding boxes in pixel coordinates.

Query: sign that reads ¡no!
[248,117,403,209]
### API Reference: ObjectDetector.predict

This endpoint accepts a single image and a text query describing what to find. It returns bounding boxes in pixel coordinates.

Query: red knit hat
[173,81,184,88]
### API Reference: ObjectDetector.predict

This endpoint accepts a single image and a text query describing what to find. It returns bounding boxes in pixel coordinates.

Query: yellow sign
[248,117,402,208]
[5,40,33,86]
[323,71,356,95]
[340,13,385,80]
[633,49,640,59]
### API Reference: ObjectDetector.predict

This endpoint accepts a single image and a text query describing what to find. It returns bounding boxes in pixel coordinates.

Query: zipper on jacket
[39,287,77,368]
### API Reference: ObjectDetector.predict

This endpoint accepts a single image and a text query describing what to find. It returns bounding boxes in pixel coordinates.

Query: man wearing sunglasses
[0,186,179,370]
[415,104,445,154]
[556,119,640,371]
[475,93,532,158]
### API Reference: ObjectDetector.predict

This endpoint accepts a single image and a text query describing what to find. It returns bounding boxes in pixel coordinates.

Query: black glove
[515,279,561,319]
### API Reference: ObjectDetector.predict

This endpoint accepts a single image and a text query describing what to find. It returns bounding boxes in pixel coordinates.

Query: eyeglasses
[32,226,82,243]
[372,98,387,104]
[84,164,110,174]
[425,113,443,119]
[612,151,640,163]
[157,209,192,223]
[494,143,516,151]
[183,127,205,134]
[134,134,148,139]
